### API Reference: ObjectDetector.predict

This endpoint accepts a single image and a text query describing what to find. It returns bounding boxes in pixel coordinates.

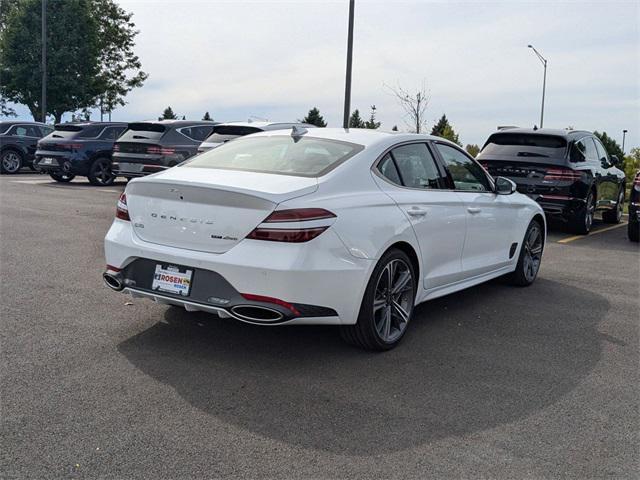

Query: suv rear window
[481,133,567,158]
[118,123,167,141]
[184,135,363,177]
[204,125,263,144]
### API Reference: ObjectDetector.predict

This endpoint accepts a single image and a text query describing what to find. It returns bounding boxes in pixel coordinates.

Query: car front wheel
[569,191,595,234]
[88,157,116,186]
[340,248,416,350]
[602,189,624,224]
[508,219,544,286]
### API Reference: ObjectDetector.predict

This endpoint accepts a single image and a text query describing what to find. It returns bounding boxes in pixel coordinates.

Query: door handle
[407,207,428,217]
[467,207,482,214]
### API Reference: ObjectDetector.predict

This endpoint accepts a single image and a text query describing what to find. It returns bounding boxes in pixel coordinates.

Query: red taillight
[146,145,175,155]
[116,193,130,221]
[543,168,582,181]
[246,208,335,242]
[263,208,336,223]
[59,143,83,151]
[106,264,121,272]
[240,293,301,316]
[246,227,328,243]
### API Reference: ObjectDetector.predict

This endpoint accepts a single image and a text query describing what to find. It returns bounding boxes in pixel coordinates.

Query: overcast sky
[8,0,640,149]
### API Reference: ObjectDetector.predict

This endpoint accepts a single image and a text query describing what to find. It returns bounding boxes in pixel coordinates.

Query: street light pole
[528,44,547,128]
[342,0,355,129]
[622,129,628,154]
[41,0,47,123]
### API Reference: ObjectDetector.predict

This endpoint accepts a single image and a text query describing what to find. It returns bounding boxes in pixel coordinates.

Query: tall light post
[622,129,628,154]
[528,44,547,128]
[342,0,355,129]
[41,0,47,122]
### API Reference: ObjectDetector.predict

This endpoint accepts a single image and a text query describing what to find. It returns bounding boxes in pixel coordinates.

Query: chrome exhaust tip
[103,271,124,291]
[230,305,284,323]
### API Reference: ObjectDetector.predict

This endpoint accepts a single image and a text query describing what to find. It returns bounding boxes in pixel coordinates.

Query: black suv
[35,122,127,185]
[629,171,639,242]
[112,120,217,178]
[477,128,626,234]
[0,121,53,174]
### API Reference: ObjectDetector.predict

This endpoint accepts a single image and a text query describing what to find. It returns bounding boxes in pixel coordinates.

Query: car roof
[250,127,461,150]
[136,120,218,127]
[217,121,316,129]
[488,127,592,138]
[53,121,127,128]
[0,121,48,127]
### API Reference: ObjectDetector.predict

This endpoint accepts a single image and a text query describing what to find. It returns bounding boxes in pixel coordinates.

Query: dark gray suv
[112,120,217,178]
[0,121,53,174]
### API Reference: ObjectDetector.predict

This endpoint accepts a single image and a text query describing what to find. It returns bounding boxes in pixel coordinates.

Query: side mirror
[610,155,621,167]
[495,176,517,195]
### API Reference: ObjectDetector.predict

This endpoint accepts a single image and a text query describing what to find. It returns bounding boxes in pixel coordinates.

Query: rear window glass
[118,123,166,141]
[204,125,263,144]
[481,133,567,158]
[184,135,363,177]
[76,125,106,138]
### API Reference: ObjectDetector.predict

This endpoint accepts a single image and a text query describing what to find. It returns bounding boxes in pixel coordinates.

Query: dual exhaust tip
[102,270,284,322]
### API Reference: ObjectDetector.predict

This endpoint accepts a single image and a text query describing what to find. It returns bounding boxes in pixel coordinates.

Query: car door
[372,142,467,290]
[433,142,519,278]
[592,136,620,207]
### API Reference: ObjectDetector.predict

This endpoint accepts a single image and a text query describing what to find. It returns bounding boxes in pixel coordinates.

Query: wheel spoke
[373,297,386,312]
[382,306,391,339]
[391,300,409,324]
[391,270,411,295]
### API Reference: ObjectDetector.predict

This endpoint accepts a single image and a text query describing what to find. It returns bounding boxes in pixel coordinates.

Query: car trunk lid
[126,167,318,254]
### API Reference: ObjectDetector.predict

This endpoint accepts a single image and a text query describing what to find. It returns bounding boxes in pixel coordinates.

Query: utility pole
[622,129,628,154]
[528,45,547,128]
[342,0,355,129]
[41,0,47,123]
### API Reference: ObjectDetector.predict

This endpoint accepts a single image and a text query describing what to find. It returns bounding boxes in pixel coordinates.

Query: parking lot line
[10,179,52,185]
[557,222,628,244]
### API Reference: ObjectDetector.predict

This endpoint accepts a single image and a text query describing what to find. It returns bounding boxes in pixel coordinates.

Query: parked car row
[0,121,53,173]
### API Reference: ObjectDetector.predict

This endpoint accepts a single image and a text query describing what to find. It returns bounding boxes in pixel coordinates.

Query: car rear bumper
[526,194,586,221]
[104,219,374,325]
[112,161,168,177]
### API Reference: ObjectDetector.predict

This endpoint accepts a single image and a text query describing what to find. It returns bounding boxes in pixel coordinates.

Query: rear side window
[378,153,402,185]
[593,138,609,163]
[100,126,127,140]
[481,133,567,158]
[436,143,491,191]
[390,143,443,189]
[180,125,214,142]
[184,135,363,177]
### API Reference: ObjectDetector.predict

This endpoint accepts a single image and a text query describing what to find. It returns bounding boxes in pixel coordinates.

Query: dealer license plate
[151,264,193,296]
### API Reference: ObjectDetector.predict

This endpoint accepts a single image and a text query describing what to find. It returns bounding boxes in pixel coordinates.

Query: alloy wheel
[93,159,115,185]
[585,194,595,231]
[522,224,543,283]
[1,151,21,173]
[373,259,414,343]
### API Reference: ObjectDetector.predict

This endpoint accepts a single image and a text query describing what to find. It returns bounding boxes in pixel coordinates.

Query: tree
[93,0,148,118]
[465,144,480,157]
[385,81,430,133]
[202,111,212,121]
[0,0,101,122]
[623,147,640,187]
[0,97,16,117]
[159,106,178,120]
[364,105,381,129]
[0,0,146,123]
[348,109,365,128]
[300,107,327,127]
[430,114,462,146]
[594,131,624,160]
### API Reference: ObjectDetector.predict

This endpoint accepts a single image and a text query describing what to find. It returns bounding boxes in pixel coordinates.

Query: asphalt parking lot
[1,173,638,479]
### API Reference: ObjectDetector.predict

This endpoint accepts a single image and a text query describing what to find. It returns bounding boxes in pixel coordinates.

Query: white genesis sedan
[104,127,545,350]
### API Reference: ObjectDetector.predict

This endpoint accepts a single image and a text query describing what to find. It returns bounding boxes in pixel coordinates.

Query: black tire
[602,189,624,224]
[629,220,639,242]
[49,172,75,183]
[508,219,544,287]
[568,191,595,235]
[0,149,23,174]
[88,157,116,186]
[340,248,416,351]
